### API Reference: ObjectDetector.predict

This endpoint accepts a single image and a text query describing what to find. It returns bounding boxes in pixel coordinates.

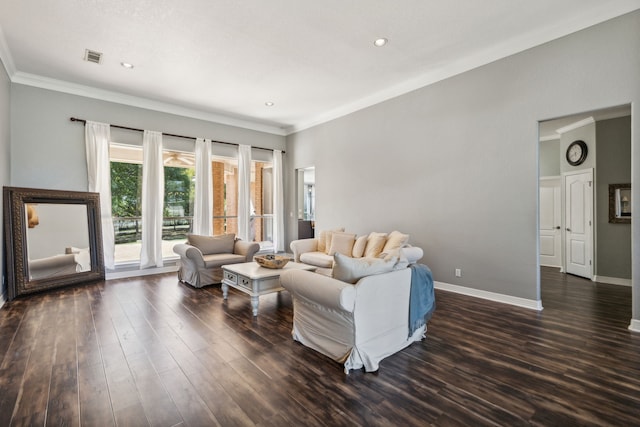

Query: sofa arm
[173,243,205,268]
[290,238,319,262]
[234,240,261,262]
[281,269,356,312]
[402,246,424,264]
[352,268,412,332]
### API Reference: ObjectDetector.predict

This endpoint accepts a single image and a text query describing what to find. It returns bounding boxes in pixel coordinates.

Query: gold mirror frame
[3,186,105,300]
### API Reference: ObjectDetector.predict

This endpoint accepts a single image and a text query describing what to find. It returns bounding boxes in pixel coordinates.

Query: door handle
[555,226,561,230]
[566,228,571,232]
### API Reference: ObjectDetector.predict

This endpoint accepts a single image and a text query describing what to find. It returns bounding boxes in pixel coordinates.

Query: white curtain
[273,150,284,253]
[85,121,115,269]
[237,144,251,242]
[193,138,212,236]
[140,130,164,269]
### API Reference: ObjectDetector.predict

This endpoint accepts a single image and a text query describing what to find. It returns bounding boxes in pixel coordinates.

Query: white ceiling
[1,0,639,135]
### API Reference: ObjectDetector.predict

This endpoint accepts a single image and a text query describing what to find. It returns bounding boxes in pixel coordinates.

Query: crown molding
[0,25,16,78]
[556,117,595,134]
[11,72,287,136]
[285,2,640,134]
[539,135,561,142]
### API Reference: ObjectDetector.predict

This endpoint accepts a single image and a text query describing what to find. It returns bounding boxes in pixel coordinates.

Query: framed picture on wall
[609,183,631,224]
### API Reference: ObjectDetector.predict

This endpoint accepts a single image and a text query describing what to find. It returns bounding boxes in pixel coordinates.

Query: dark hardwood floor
[0,267,638,426]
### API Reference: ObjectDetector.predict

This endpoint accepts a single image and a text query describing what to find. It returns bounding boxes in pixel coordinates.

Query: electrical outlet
[455,268,462,278]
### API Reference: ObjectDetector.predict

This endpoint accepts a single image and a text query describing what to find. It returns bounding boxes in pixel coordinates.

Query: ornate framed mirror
[3,187,105,300]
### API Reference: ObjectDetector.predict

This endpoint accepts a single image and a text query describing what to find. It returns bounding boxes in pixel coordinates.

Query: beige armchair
[173,234,260,288]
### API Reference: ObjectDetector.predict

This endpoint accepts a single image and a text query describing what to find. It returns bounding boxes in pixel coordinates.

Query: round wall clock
[566,140,588,166]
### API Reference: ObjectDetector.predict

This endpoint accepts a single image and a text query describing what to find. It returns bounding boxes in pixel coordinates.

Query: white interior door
[564,170,593,279]
[540,178,562,268]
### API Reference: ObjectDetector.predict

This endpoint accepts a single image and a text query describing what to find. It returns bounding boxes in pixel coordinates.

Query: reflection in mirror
[296,167,315,239]
[25,204,91,280]
[3,187,105,301]
[609,183,632,224]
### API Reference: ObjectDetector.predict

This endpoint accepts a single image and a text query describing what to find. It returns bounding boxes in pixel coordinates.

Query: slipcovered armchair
[280,253,435,373]
[173,233,260,288]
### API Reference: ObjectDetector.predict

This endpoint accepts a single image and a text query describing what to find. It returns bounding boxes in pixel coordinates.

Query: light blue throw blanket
[408,263,435,337]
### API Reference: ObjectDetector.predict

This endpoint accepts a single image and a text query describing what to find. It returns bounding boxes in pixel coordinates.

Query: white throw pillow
[379,247,410,270]
[363,232,387,258]
[327,232,356,256]
[317,227,344,253]
[382,230,410,253]
[332,252,397,284]
[352,235,368,258]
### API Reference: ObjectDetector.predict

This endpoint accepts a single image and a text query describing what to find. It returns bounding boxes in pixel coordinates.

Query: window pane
[110,145,143,264]
[251,160,273,251]
[212,156,238,236]
[162,151,195,258]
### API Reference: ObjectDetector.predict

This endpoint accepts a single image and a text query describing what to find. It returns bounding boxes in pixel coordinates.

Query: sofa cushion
[352,235,368,258]
[300,251,334,268]
[188,233,236,255]
[332,252,397,284]
[328,232,356,256]
[383,230,410,253]
[364,232,387,258]
[202,253,246,268]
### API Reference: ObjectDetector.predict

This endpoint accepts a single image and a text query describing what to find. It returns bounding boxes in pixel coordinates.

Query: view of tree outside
[162,166,195,242]
[110,161,195,245]
[111,162,142,218]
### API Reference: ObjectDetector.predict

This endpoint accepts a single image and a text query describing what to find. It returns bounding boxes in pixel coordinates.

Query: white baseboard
[592,275,632,287]
[106,265,178,280]
[629,319,640,333]
[434,281,543,311]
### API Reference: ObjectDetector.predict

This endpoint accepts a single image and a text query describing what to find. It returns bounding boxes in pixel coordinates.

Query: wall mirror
[609,183,631,224]
[3,187,105,300]
[296,167,315,239]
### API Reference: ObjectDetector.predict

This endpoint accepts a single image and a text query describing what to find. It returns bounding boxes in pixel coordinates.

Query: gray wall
[596,116,632,279]
[539,140,560,177]
[286,10,640,317]
[10,85,286,191]
[0,59,10,302]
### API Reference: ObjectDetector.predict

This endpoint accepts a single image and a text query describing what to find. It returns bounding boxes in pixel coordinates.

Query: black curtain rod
[69,117,284,153]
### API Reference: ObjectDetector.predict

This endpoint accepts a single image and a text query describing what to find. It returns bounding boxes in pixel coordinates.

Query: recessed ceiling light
[120,62,134,69]
[265,101,274,107]
[374,38,388,47]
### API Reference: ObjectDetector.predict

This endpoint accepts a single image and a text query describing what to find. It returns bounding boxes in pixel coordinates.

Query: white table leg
[251,295,259,316]
[222,283,229,299]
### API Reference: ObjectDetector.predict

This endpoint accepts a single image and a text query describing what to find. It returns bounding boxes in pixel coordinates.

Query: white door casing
[564,170,593,279]
[540,178,562,268]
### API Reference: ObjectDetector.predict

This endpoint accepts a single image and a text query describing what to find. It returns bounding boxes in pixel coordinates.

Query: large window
[110,144,195,264]
[110,145,272,265]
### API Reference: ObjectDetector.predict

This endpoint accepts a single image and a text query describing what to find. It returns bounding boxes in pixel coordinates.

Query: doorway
[538,105,632,299]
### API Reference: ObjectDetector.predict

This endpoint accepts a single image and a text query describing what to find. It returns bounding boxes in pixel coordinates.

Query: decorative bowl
[255,254,291,269]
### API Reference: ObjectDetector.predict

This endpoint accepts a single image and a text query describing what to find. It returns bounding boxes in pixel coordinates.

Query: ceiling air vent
[84,49,102,64]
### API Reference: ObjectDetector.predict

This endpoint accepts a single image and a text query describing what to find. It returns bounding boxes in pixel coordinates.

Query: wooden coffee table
[221,261,316,316]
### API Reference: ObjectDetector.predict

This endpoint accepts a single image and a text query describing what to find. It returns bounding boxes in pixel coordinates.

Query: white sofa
[290,229,423,276]
[280,259,433,373]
